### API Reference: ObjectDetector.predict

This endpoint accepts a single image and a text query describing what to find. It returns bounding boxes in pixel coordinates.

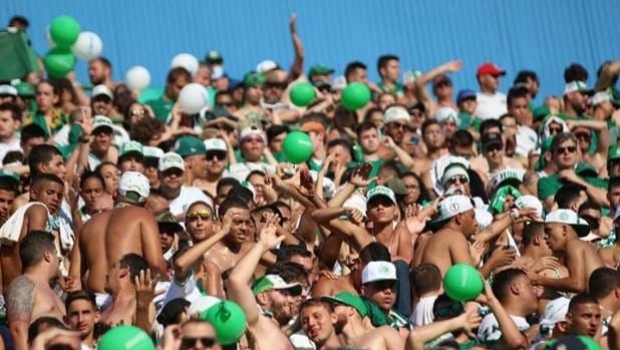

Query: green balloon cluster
[341,82,371,110]
[282,131,314,164]
[443,264,483,301]
[290,82,316,107]
[45,16,80,78]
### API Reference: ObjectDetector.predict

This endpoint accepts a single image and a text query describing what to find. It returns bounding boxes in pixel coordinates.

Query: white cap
[256,60,279,74]
[434,195,474,222]
[434,107,460,126]
[92,115,114,133]
[158,152,185,172]
[187,295,222,316]
[545,209,590,238]
[239,126,266,142]
[118,171,150,203]
[365,186,397,205]
[384,106,409,124]
[211,66,225,80]
[540,297,570,328]
[591,91,611,105]
[343,194,367,216]
[514,195,544,218]
[563,81,593,96]
[487,168,525,192]
[0,85,18,96]
[475,209,493,229]
[204,138,227,152]
[441,164,470,185]
[331,76,347,91]
[143,146,164,159]
[361,261,397,284]
[92,84,113,99]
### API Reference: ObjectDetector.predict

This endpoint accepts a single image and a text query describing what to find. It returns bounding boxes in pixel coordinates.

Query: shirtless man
[324,292,404,350]
[470,120,524,177]
[7,232,65,350]
[528,209,604,294]
[299,299,343,350]
[420,195,510,277]
[69,171,166,309]
[203,197,254,296]
[227,223,295,350]
[411,119,449,176]
[0,174,64,291]
[101,253,149,326]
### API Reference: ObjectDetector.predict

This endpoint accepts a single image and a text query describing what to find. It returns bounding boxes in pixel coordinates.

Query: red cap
[477,63,506,77]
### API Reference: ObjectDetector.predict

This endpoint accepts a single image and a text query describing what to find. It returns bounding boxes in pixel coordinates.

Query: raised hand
[345,208,365,226]
[135,269,156,309]
[460,302,482,339]
[289,13,297,34]
[259,223,285,249]
[298,168,315,198]
[349,163,376,187]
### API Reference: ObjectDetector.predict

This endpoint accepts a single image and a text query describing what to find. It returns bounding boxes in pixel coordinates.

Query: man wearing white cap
[529,297,570,349]
[70,171,167,310]
[195,138,228,197]
[527,209,603,294]
[90,85,114,117]
[360,261,411,330]
[87,115,115,170]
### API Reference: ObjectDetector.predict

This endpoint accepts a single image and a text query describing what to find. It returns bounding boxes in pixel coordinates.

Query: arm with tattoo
[7,276,35,350]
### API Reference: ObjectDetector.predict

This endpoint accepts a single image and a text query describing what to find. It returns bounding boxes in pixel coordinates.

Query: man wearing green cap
[174,135,207,189]
[118,141,144,173]
[322,292,404,350]
[235,71,266,119]
[87,115,115,170]
[308,64,335,84]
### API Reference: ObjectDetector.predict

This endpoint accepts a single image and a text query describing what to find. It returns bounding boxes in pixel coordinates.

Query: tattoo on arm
[7,276,35,322]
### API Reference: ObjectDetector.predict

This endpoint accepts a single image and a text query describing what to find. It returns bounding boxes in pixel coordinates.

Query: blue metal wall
[3,0,618,102]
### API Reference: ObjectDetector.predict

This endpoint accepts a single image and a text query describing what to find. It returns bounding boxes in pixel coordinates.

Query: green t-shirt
[458,111,474,130]
[30,109,68,139]
[556,113,598,155]
[377,81,405,96]
[537,173,608,202]
[145,96,174,123]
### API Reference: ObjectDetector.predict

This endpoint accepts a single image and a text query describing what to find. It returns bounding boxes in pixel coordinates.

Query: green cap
[205,50,223,64]
[14,82,35,97]
[143,146,164,159]
[366,186,397,205]
[201,301,247,346]
[174,136,205,158]
[92,115,114,133]
[609,145,620,162]
[321,292,368,318]
[97,325,155,350]
[0,169,20,184]
[120,141,144,159]
[251,275,302,296]
[533,106,551,122]
[242,71,265,88]
[385,178,407,196]
[308,64,335,77]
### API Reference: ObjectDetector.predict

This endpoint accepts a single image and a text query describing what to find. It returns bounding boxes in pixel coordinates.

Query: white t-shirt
[87,153,102,171]
[410,295,438,327]
[53,124,71,147]
[170,186,212,218]
[475,92,507,120]
[515,125,538,158]
[0,138,22,163]
[162,270,203,307]
[477,313,530,343]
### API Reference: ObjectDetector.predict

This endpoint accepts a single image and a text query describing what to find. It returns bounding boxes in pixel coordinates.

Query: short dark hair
[92,57,112,70]
[28,317,66,344]
[217,177,240,194]
[554,183,587,209]
[0,103,22,122]
[326,139,353,158]
[578,200,600,214]
[167,67,191,84]
[265,125,290,144]
[345,61,367,82]
[421,119,440,135]
[20,124,47,144]
[568,293,599,313]
[507,88,529,107]
[521,222,544,248]
[513,70,538,85]
[31,173,64,189]
[359,242,391,264]
[9,15,29,29]
[65,290,97,313]
[20,231,56,270]
[411,264,442,296]
[609,176,620,192]
[119,253,148,283]
[356,122,377,140]
[265,262,308,284]
[148,187,169,201]
[3,150,23,165]
[377,55,399,76]
[449,130,474,149]
[564,64,588,84]
[80,171,104,189]
[277,244,312,263]
[28,145,62,177]
[491,268,526,302]
[589,268,620,299]
[300,298,333,314]
[218,197,249,218]
[479,119,503,136]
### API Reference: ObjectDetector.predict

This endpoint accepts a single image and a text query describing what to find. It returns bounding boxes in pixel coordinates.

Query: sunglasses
[555,146,577,154]
[484,144,503,153]
[435,302,464,318]
[186,210,213,221]
[93,97,112,104]
[446,175,469,185]
[575,132,591,141]
[181,337,216,348]
[206,150,226,161]
[549,127,562,134]
[391,122,408,130]
[409,110,423,117]
[368,280,397,291]
[162,168,184,178]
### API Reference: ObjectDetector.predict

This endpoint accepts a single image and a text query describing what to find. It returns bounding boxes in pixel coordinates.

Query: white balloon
[170,53,199,76]
[125,66,151,91]
[71,32,103,61]
[178,83,208,114]
[45,26,55,48]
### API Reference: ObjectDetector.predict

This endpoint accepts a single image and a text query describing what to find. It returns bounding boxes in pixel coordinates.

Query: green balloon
[98,325,155,350]
[289,82,316,107]
[577,336,603,350]
[282,131,313,164]
[49,15,81,48]
[203,301,247,346]
[43,48,76,78]
[443,264,483,301]
[138,87,164,103]
[341,82,371,110]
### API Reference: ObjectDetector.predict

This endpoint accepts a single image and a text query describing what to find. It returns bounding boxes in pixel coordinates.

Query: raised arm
[7,276,35,350]
[286,14,304,80]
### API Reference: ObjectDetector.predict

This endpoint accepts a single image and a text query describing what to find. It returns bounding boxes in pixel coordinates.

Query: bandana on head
[489,185,522,215]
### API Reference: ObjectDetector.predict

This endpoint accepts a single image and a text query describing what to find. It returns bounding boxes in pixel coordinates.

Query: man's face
[553,140,578,169]
[180,322,219,350]
[568,91,589,114]
[402,175,421,204]
[167,75,190,101]
[240,135,265,161]
[381,59,400,82]
[193,66,212,87]
[508,97,531,125]
[22,136,45,157]
[88,60,108,85]
[480,74,501,92]
[608,185,620,209]
[119,155,145,173]
[386,121,406,144]
[513,274,538,314]
[36,82,58,112]
[80,178,104,209]
[543,223,567,252]
[459,97,477,114]
[159,230,175,252]
[186,204,215,242]
[367,196,397,224]
[359,127,380,153]
[67,299,98,340]
[215,94,236,112]
[0,110,18,139]
[300,304,337,345]
[268,133,287,153]
[31,180,64,214]
[327,145,352,170]
[187,154,207,179]
[362,280,397,311]
[227,208,252,245]
[206,150,226,176]
[484,142,504,165]
[572,127,591,151]
[263,71,288,104]
[41,154,67,180]
[440,120,458,138]
[0,188,16,223]
[216,185,233,206]
[91,95,113,116]
[91,128,114,154]
[160,168,184,192]
[567,303,601,338]
[459,209,478,236]
[244,85,263,105]
[348,68,368,83]
[423,123,444,150]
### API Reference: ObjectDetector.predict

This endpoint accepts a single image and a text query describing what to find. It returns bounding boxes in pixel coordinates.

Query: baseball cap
[540,297,570,328]
[143,146,164,159]
[475,209,493,230]
[0,169,20,185]
[545,209,591,238]
[242,71,265,88]
[92,84,113,99]
[187,295,222,316]
[92,115,114,134]
[514,195,544,219]
[441,164,470,185]
[158,152,185,172]
[251,275,302,295]
[256,60,279,74]
[308,64,335,77]
[174,136,205,158]
[477,62,506,77]
[384,106,410,124]
[481,132,503,150]
[385,178,407,196]
[564,81,594,96]
[433,195,475,222]
[156,211,183,234]
[119,141,144,159]
[533,105,551,122]
[456,89,477,103]
[434,107,460,125]
[13,82,35,97]
[156,298,191,326]
[488,169,525,192]
[299,120,326,134]
[321,292,368,318]
[239,126,265,142]
[545,335,601,350]
[361,261,397,284]
[118,171,150,203]
[366,186,397,206]
[204,138,227,152]
[331,76,347,91]
[0,85,17,96]
[205,50,223,64]
[343,195,367,217]
[608,145,620,162]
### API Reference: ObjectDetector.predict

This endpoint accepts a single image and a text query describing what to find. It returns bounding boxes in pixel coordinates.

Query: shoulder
[8,275,34,293]
[7,276,35,316]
